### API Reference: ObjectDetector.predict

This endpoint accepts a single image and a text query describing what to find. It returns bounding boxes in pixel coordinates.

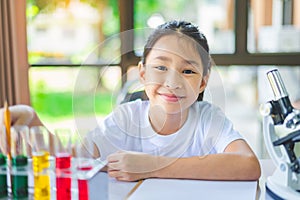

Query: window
[27,0,120,64]
[248,0,300,53]
[26,0,122,133]
[134,0,235,54]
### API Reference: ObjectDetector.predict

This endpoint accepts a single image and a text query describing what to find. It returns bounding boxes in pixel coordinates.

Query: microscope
[261,69,300,199]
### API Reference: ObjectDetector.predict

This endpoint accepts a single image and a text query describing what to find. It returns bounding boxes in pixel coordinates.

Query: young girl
[1,20,261,182]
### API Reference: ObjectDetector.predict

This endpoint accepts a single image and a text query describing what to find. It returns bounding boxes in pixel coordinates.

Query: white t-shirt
[87,100,243,161]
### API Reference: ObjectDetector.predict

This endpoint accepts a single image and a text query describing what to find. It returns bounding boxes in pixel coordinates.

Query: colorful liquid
[32,151,50,200]
[32,151,50,172]
[56,153,71,200]
[77,165,93,171]
[56,176,71,200]
[0,154,7,198]
[56,153,71,169]
[77,165,92,200]
[78,180,89,200]
[0,173,7,198]
[34,175,50,200]
[11,174,28,198]
[12,155,28,198]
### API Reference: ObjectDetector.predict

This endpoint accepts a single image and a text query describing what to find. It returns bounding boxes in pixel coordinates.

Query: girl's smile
[158,92,184,103]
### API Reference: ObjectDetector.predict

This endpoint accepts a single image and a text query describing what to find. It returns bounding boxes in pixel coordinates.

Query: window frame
[29,0,300,85]
[119,0,300,68]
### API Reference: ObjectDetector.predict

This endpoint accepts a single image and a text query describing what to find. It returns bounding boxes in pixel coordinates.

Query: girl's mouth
[159,93,183,102]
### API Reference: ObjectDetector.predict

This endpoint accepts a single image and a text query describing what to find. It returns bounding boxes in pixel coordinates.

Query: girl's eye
[182,69,196,74]
[155,66,167,71]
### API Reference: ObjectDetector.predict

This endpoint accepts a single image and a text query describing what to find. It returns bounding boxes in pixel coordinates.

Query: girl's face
[139,34,208,115]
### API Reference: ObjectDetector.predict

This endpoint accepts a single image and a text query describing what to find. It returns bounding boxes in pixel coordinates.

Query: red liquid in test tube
[56,153,71,200]
[77,165,92,200]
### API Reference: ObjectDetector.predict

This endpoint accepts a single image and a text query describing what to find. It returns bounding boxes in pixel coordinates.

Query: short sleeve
[199,102,244,154]
[213,119,243,153]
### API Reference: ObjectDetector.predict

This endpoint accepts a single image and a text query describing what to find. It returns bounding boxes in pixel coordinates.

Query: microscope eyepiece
[267,69,289,100]
[266,69,293,125]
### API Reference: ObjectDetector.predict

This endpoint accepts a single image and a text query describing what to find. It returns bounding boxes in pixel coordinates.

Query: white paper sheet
[128,178,257,200]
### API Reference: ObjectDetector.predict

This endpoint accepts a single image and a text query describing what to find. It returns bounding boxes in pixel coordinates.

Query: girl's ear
[199,73,210,93]
[138,61,146,83]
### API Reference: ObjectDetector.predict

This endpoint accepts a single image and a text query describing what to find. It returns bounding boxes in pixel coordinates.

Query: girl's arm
[107,139,261,182]
[152,139,261,180]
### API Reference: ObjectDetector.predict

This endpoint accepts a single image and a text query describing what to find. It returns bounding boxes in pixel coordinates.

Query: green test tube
[0,153,7,198]
[11,125,29,198]
[12,155,28,198]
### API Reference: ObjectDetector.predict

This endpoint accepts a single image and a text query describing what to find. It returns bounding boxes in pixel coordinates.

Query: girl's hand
[107,151,162,182]
[0,105,36,127]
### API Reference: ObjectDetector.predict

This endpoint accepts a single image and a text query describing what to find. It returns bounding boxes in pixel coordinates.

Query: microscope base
[266,178,300,200]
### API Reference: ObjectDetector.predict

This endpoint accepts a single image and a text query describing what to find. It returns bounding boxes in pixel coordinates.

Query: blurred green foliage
[30,91,116,121]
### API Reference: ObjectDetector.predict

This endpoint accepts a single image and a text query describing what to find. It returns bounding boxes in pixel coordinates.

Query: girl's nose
[164,70,182,89]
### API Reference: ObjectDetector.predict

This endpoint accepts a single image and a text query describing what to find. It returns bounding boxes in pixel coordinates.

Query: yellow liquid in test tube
[32,151,50,200]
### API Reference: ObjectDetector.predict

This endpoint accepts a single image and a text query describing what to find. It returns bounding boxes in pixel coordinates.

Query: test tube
[11,125,29,198]
[54,129,72,200]
[30,126,51,200]
[0,125,8,198]
[75,138,94,200]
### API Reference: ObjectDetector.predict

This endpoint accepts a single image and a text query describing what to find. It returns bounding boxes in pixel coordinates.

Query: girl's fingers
[107,162,121,170]
[107,151,123,162]
[108,170,122,178]
[107,156,117,162]
[108,168,141,182]
[108,170,131,182]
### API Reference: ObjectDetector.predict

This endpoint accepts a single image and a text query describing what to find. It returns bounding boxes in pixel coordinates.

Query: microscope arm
[273,129,300,173]
[263,115,285,167]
